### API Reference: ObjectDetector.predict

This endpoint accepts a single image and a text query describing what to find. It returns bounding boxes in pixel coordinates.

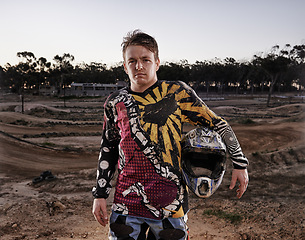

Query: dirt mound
[213,102,305,124]
[0,112,55,127]
[0,132,97,177]
[14,103,71,114]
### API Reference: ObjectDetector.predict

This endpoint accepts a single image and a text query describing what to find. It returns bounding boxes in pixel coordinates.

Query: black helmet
[181,127,226,198]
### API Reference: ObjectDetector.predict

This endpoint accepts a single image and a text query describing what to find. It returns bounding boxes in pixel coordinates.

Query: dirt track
[1,93,305,240]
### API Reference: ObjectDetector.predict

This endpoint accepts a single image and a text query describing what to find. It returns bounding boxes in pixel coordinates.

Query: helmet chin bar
[182,169,225,198]
[197,178,210,197]
[196,174,224,198]
[181,127,226,198]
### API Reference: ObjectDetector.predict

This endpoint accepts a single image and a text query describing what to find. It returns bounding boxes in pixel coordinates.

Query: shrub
[203,209,243,224]
[239,118,255,124]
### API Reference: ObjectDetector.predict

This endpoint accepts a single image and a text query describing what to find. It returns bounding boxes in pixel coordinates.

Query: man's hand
[92,198,108,226]
[229,168,249,199]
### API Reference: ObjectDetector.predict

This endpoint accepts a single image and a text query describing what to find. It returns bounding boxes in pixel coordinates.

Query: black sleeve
[92,97,121,198]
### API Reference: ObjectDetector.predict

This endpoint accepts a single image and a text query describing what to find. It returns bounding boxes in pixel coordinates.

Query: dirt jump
[1,93,304,240]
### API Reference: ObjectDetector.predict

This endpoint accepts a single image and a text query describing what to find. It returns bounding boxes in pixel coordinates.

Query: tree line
[0,44,304,106]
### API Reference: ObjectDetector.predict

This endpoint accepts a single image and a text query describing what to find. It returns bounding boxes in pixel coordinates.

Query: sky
[1,0,304,67]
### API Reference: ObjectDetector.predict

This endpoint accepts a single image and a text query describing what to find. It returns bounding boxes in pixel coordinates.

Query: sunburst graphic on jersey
[132,82,190,167]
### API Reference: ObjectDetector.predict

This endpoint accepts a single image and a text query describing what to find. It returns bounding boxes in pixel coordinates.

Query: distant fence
[61,82,127,97]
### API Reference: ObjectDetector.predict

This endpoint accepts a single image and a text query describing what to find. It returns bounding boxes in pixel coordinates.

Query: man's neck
[130,79,158,93]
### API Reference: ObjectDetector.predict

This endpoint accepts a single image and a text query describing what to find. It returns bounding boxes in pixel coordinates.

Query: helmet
[181,127,226,198]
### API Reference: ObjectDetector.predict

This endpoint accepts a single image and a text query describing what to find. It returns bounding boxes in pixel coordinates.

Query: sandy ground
[0,93,305,240]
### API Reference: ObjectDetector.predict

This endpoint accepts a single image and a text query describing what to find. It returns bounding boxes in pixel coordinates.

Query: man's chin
[133,78,148,84]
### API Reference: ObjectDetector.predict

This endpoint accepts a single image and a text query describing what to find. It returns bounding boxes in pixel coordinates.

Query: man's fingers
[92,198,108,227]
[237,177,248,198]
[236,182,247,199]
[99,216,107,227]
[236,186,243,199]
[230,169,249,198]
[100,211,108,227]
[94,210,107,226]
[229,175,237,190]
[101,207,108,221]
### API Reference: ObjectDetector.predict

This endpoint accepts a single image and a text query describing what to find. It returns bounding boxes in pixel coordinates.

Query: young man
[92,30,249,240]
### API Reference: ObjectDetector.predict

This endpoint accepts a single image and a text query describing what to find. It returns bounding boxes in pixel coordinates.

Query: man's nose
[136,61,143,70]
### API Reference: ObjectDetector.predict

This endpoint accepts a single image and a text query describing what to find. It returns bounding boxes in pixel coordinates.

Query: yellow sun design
[132,82,190,167]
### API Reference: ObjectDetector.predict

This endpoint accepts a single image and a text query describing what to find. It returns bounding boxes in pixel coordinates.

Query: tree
[0,66,5,89]
[16,51,38,90]
[110,62,127,83]
[253,45,293,106]
[36,57,51,94]
[7,51,36,113]
[52,53,75,91]
[17,51,36,63]
[289,45,305,91]
[158,60,190,83]
[189,61,209,92]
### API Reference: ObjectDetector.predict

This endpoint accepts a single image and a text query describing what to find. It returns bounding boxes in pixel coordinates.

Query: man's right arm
[92,99,120,224]
[92,98,120,198]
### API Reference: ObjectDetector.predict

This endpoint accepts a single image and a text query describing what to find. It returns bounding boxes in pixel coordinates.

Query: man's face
[124,45,160,93]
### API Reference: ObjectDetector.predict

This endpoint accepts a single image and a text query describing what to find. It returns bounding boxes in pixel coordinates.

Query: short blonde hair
[122,30,159,61]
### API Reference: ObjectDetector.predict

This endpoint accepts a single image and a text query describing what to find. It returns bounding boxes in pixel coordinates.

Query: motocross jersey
[92,80,248,220]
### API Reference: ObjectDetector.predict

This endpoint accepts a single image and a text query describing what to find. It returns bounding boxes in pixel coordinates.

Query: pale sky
[1,0,304,67]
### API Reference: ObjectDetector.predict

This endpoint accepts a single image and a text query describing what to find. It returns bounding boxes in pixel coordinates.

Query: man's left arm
[212,118,249,198]
[179,81,249,198]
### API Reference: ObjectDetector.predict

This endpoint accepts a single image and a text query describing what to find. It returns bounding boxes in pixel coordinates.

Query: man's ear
[123,62,128,74]
[156,58,160,71]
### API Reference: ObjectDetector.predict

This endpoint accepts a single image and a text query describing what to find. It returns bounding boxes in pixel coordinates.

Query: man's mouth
[135,73,145,77]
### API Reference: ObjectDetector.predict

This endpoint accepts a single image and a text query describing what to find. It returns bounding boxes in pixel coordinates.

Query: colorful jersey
[92,80,248,220]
